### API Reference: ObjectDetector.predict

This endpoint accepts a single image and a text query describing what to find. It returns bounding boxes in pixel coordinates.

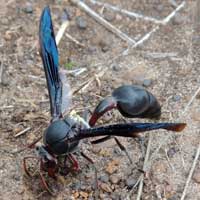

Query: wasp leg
[91,135,112,144]
[39,171,56,196]
[67,153,80,171]
[91,136,133,164]
[23,156,40,177]
[113,137,133,164]
[39,159,56,196]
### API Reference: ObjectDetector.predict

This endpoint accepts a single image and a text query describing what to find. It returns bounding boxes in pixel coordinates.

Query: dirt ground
[1,0,200,199]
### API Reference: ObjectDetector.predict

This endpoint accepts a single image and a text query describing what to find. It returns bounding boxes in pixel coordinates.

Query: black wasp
[23,6,186,195]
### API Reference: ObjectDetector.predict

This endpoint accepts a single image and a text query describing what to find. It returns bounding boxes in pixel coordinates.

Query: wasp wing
[59,69,72,115]
[39,7,71,119]
[71,122,186,142]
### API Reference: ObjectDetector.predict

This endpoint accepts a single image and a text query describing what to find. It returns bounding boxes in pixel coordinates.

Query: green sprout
[64,61,75,70]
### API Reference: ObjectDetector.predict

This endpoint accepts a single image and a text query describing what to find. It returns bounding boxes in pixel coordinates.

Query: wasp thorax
[43,118,79,155]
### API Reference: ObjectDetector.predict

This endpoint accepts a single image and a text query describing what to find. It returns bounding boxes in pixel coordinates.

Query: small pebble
[192,111,200,122]
[111,64,121,72]
[173,94,181,102]
[1,18,9,25]
[99,192,108,199]
[99,149,111,157]
[113,146,122,155]
[120,193,127,200]
[71,182,81,190]
[116,14,122,21]
[73,191,79,198]
[80,191,89,198]
[193,171,200,183]
[76,16,87,29]
[153,161,167,174]
[111,192,120,200]
[80,184,87,190]
[100,183,112,193]
[125,167,133,176]
[4,31,12,40]
[88,46,97,54]
[85,172,92,179]
[165,184,175,199]
[1,76,9,86]
[103,10,116,22]
[168,196,178,200]
[99,174,109,183]
[13,174,21,181]
[167,147,177,158]
[125,177,137,189]
[91,146,101,154]
[142,79,152,87]
[110,174,120,184]
[156,4,164,12]
[105,159,119,174]
[99,40,110,52]
[23,3,33,14]
[172,13,183,25]
[196,91,200,99]
[17,188,25,195]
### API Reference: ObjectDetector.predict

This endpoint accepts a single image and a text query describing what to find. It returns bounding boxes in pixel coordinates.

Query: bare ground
[0,0,200,199]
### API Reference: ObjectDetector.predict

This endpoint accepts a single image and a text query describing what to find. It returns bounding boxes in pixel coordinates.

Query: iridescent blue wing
[39,7,71,119]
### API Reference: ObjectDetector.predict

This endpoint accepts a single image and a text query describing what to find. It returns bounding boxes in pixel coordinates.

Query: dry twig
[70,0,136,45]
[123,1,185,54]
[72,69,106,94]
[162,1,186,25]
[65,32,85,47]
[14,127,31,138]
[182,85,200,115]
[56,21,69,45]
[136,135,153,200]
[0,59,4,84]
[180,142,200,200]
[88,0,163,24]
[123,26,159,55]
[56,19,84,47]
[144,52,178,59]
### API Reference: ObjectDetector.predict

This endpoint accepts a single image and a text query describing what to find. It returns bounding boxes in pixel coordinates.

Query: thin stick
[182,85,200,115]
[72,69,106,94]
[14,127,31,138]
[123,26,159,55]
[56,17,85,51]
[123,1,185,54]
[70,0,136,45]
[0,105,14,110]
[72,78,94,94]
[136,135,153,200]
[65,32,85,47]
[144,52,178,59]
[162,1,186,25]
[0,59,4,84]
[56,21,69,45]
[88,0,163,24]
[180,142,200,200]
